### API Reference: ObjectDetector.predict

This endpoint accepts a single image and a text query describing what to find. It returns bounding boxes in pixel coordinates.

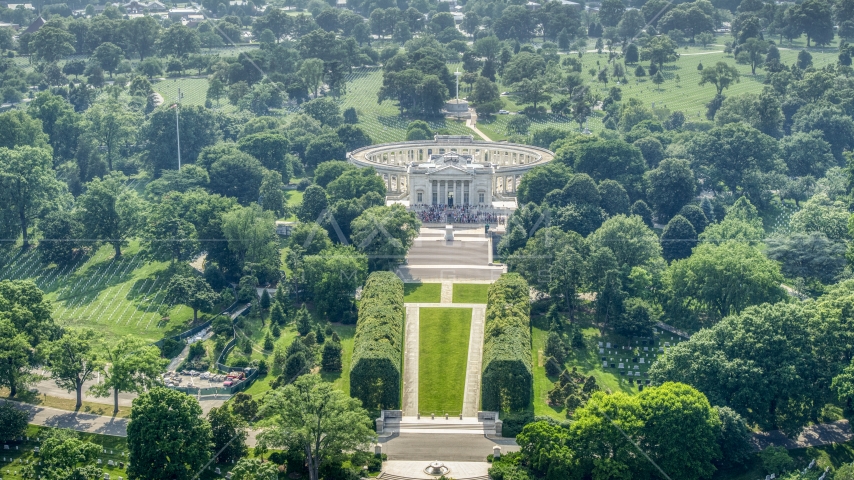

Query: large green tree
[650,302,839,435]
[143,105,221,176]
[326,167,386,204]
[207,406,248,464]
[0,403,27,442]
[665,241,785,325]
[221,204,281,282]
[237,132,291,181]
[589,215,662,270]
[143,193,200,263]
[157,24,201,57]
[76,173,145,257]
[257,374,376,480]
[687,123,782,201]
[34,428,102,480]
[44,328,104,409]
[644,158,697,222]
[350,204,420,270]
[517,162,572,205]
[89,336,166,414]
[86,99,140,170]
[0,146,65,248]
[641,34,680,71]
[0,280,57,397]
[303,245,367,321]
[165,275,220,323]
[127,387,213,480]
[30,26,75,62]
[698,61,740,96]
[126,16,161,59]
[208,151,266,205]
[568,383,721,480]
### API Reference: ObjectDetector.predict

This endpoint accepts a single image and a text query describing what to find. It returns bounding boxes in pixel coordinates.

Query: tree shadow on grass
[54,252,145,307]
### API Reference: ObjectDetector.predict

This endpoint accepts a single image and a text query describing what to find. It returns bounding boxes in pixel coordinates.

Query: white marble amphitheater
[346,135,555,208]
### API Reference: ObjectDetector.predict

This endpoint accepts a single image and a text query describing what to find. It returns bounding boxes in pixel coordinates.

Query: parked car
[498,110,509,114]
[223,380,233,387]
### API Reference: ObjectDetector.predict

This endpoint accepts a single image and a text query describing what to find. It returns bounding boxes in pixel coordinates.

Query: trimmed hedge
[481,273,533,412]
[350,271,405,410]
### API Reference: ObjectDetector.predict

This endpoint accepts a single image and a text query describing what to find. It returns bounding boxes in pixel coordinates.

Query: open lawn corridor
[418,308,472,416]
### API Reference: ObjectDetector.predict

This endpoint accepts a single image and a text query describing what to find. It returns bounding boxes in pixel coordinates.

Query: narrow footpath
[462,306,486,418]
[466,117,492,142]
[402,305,420,416]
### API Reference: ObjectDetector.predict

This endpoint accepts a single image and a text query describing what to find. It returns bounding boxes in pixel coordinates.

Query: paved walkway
[26,377,227,412]
[403,305,420,416]
[379,433,518,462]
[751,419,853,451]
[466,118,492,142]
[1,400,129,437]
[440,282,453,303]
[381,460,489,478]
[404,303,486,309]
[462,306,486,417]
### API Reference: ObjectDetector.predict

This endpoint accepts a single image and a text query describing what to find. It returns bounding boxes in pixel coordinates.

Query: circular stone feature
[424,461,450,476]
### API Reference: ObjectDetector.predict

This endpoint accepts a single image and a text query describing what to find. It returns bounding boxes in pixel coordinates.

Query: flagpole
[175,88,182,170]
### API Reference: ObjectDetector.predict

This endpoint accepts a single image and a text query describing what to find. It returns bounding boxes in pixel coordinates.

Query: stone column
[440,181,446,205]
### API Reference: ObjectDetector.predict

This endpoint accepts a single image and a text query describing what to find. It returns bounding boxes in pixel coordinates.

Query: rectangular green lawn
[404,283,441,303]
[418,308,472,415]
[452,284,489,304]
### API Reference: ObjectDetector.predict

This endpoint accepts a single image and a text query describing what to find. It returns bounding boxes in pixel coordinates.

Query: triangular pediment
[426,165,472,176]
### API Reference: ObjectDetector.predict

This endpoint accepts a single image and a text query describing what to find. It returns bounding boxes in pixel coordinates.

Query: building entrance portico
[431,178,473,206]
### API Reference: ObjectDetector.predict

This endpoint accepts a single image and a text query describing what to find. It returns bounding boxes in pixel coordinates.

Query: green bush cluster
[481,273,533,412]
[349,271,405,410]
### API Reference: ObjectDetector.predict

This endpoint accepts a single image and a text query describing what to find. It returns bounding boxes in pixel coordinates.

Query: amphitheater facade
[346,135,555,208]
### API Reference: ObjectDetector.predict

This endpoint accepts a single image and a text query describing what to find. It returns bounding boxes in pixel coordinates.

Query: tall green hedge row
[350,271,405,410]
[481,273,533,412]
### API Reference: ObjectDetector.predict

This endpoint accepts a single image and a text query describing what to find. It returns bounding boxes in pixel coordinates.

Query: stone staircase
[381,416,497,435]
[396,227,504,282]
[406,239,490,266]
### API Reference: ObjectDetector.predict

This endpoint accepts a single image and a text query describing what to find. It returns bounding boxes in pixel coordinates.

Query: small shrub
[759,446,794,474]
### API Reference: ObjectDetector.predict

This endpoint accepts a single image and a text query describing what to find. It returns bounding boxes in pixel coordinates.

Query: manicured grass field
[282,189,303,221]
[418,308,472,415]
[403,283,441,303]
[452,284,489,304]
[0,241,196,343]
[476,35,840,142]
[339,66,480,144]
[152,77,240,114]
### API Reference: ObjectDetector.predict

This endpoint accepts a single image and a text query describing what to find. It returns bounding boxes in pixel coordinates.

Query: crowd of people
[410,204,506,225]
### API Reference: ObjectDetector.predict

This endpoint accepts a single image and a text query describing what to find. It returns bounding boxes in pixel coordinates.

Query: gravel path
[402,306,420,416]
[462,306,486,418]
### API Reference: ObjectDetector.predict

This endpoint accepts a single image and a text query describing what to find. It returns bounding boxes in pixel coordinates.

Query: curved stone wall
[347,136,555,199]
